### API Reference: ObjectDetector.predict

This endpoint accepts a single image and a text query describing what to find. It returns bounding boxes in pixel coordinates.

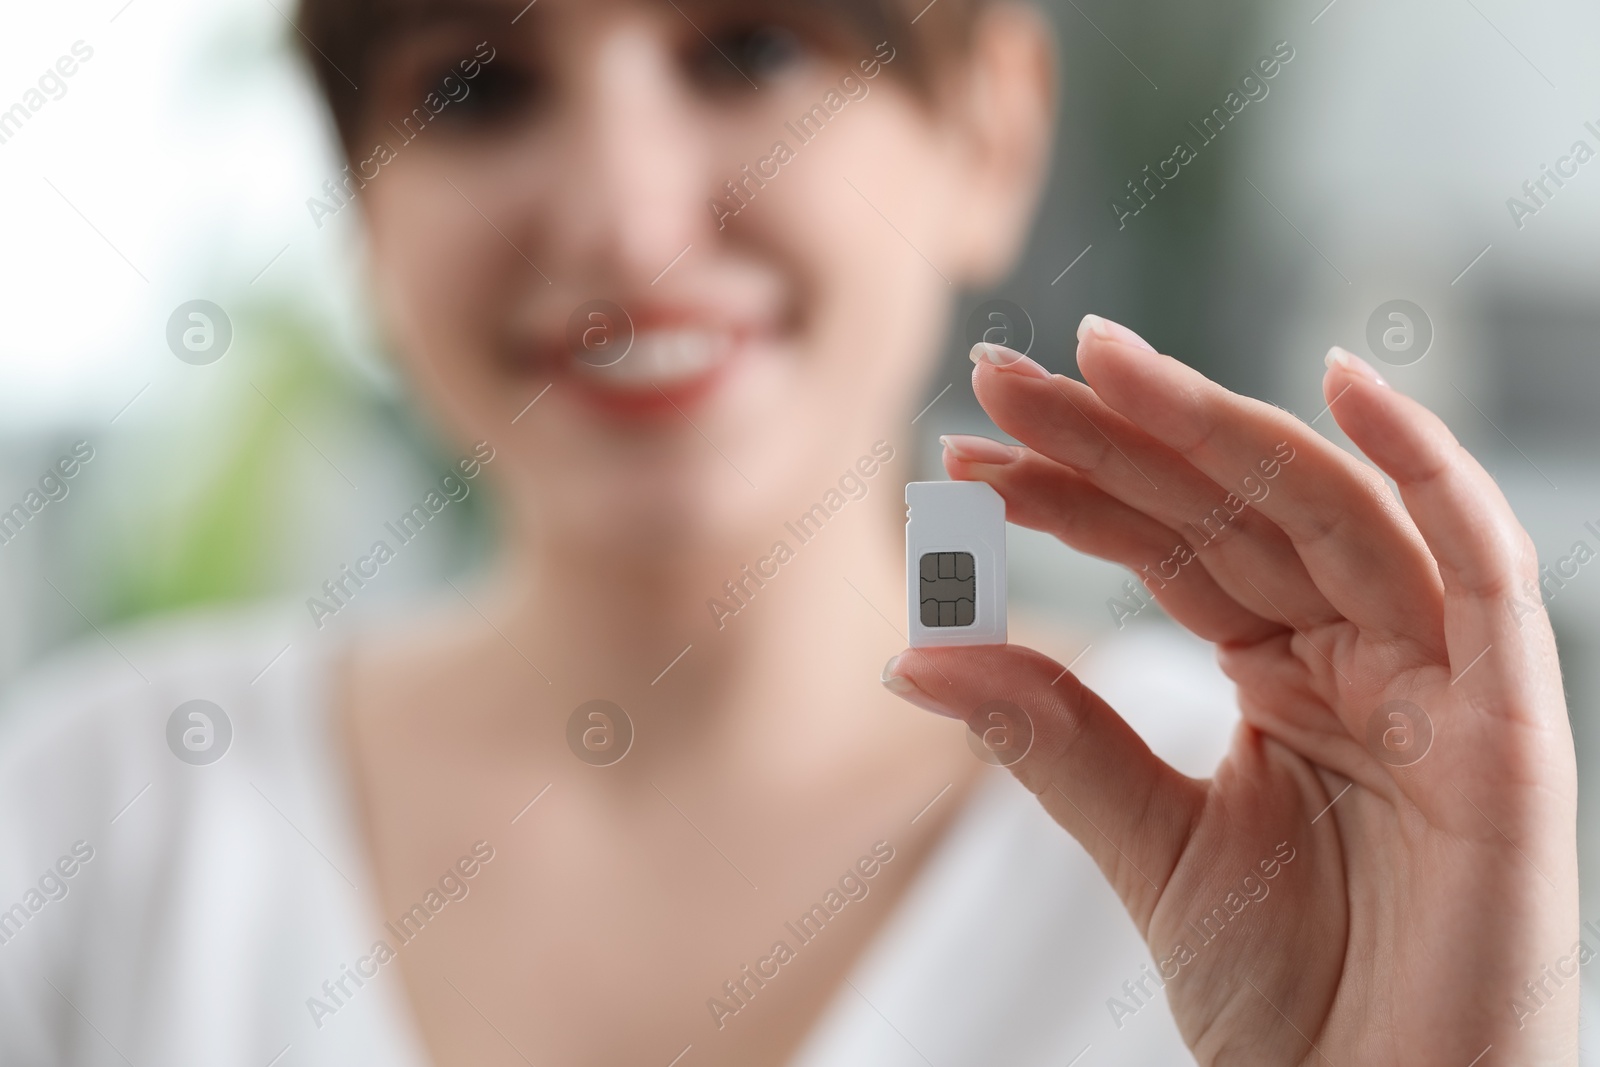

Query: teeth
[577,329,727,388]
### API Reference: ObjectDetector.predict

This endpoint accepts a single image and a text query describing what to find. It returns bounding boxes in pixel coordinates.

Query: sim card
[905,481,1007,648]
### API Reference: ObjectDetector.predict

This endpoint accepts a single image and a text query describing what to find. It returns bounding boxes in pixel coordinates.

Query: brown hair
[294,0,990,151]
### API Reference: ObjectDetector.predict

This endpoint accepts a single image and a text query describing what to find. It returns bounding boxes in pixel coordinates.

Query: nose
[550,21,711,289]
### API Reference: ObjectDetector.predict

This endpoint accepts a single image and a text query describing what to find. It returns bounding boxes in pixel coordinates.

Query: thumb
[883,643,1202,932]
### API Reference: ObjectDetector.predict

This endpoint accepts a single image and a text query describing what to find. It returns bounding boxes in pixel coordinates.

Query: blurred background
[3,0,1598,1047]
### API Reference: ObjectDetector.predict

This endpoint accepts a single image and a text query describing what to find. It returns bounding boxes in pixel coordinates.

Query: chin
[515,453,774,562]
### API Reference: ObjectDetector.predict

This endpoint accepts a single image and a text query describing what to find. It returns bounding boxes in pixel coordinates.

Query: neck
[476,479,913,768]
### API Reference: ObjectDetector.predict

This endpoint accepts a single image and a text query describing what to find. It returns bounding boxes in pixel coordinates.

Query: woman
[0,0,1577,1064]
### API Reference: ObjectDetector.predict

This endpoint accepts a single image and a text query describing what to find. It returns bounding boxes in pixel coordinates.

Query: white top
[0,608,1237,1066]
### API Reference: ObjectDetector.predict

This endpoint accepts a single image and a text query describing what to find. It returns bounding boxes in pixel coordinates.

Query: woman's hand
[882,315,1579,1064]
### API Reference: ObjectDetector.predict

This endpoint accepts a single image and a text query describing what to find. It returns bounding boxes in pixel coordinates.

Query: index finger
[1075,316,1447,657]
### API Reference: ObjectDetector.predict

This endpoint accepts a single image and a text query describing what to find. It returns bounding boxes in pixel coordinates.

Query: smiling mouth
[568,326,742,415]
[575,327,733,388]
[507,319,750,417]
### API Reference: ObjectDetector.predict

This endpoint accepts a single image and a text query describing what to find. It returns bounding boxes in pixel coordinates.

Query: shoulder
[0,602,340,881]
[0,603,342,948]
[0,606,423,1063]
[0,604,432,1062]
[0,602,330,813]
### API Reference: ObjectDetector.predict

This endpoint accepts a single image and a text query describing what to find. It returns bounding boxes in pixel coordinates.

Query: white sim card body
[905,481,1007,647]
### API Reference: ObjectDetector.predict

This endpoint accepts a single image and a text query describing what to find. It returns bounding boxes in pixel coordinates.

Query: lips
[570,325,742,415]
[577,326,730,385]
[507,303,768,417]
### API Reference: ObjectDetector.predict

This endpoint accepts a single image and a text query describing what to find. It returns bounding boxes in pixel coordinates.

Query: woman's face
[355,0,1045,555]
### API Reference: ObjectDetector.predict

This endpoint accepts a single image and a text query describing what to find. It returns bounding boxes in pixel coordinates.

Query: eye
[435,63,544,130]
[366,36,548,138]
[687,23,809,92]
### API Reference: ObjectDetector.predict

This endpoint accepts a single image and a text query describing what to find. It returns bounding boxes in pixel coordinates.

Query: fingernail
[1324,346,1386,385]
[1077,314,1156,352]
[940,434,1019,465]
[881,654,913,690]
[970,342,1052,380]
[881,655,962,719]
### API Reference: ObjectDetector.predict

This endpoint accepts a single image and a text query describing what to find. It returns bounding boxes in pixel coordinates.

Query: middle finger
[1074,321,1446,652]
[970,349,1339,629]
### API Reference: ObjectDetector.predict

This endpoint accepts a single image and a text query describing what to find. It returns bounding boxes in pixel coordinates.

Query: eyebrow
[371,0,540,31]
[668,0,891,53]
